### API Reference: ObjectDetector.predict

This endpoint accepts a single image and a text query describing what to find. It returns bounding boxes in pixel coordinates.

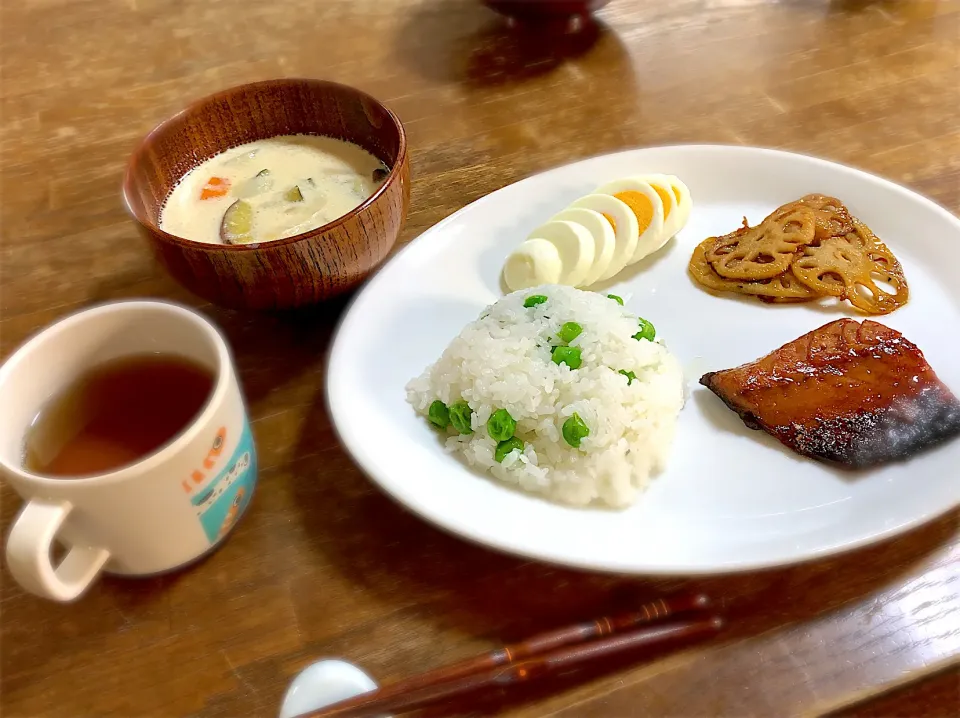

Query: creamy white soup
[160,135,388,245]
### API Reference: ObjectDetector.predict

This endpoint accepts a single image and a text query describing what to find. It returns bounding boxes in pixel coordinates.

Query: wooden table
[2,0,959,715]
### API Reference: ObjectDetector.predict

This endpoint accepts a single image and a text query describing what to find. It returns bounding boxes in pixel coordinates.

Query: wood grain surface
[1,0,959,716]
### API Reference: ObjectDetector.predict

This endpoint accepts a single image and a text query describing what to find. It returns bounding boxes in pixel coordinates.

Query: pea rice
[405,285,684,508]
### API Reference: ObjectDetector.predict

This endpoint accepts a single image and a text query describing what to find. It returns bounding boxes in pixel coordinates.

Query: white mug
[0,300,257,602]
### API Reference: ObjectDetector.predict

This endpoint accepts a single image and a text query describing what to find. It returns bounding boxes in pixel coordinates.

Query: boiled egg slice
[594,178,665,264]
[550,207,615,287]
[568,194,639,281]
[621,173,689,247]
[528,220,595,287]
[664,175,693,236]
[503,238,563,291]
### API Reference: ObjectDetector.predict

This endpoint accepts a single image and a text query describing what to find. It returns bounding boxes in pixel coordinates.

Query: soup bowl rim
[121,77,408,253]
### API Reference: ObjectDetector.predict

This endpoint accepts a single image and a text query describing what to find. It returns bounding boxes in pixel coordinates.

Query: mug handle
[6,499,111,602]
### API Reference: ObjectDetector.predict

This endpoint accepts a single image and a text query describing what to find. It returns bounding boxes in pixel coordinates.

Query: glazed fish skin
[700,319,960,468]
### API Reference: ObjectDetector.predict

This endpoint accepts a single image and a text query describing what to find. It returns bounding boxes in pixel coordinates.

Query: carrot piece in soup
[200,176,231,200]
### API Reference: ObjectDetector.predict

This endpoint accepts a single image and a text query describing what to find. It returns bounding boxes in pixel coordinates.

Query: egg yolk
[651,185,672,218]
[601,213,617,232]
[614,191,655,234]
[672,185,682,205]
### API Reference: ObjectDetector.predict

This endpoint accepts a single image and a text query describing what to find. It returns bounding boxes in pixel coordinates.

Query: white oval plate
[327,145,960,574]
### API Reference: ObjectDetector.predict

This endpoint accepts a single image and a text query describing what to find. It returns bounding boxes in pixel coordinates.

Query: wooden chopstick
[297,593,715,718]
[304,616,722,718]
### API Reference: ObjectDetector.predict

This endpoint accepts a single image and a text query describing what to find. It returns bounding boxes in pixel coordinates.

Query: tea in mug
[23,354,215,477]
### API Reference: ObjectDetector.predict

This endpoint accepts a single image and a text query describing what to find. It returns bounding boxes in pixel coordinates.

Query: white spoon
[279,659,384,718]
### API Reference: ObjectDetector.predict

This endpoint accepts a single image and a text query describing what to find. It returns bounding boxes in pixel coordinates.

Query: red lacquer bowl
[123,79,410,310]
[483,0,612,21]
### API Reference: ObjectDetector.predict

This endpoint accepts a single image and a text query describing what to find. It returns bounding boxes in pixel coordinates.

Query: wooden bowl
[123,79,410,310]
[482,0,612,21]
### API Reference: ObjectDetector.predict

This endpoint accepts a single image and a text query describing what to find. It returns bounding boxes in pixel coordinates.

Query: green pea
[607,294,624,305]
[495,437,524,463]
[562,413,590,448]
[551,345,582,369]
[428,400,450,428]
[487,408,517,442]
[618,370,637,386]
[523,295,548,308]
[633,317,656,341]
[557,321,583,343]
[449,400,474,435]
